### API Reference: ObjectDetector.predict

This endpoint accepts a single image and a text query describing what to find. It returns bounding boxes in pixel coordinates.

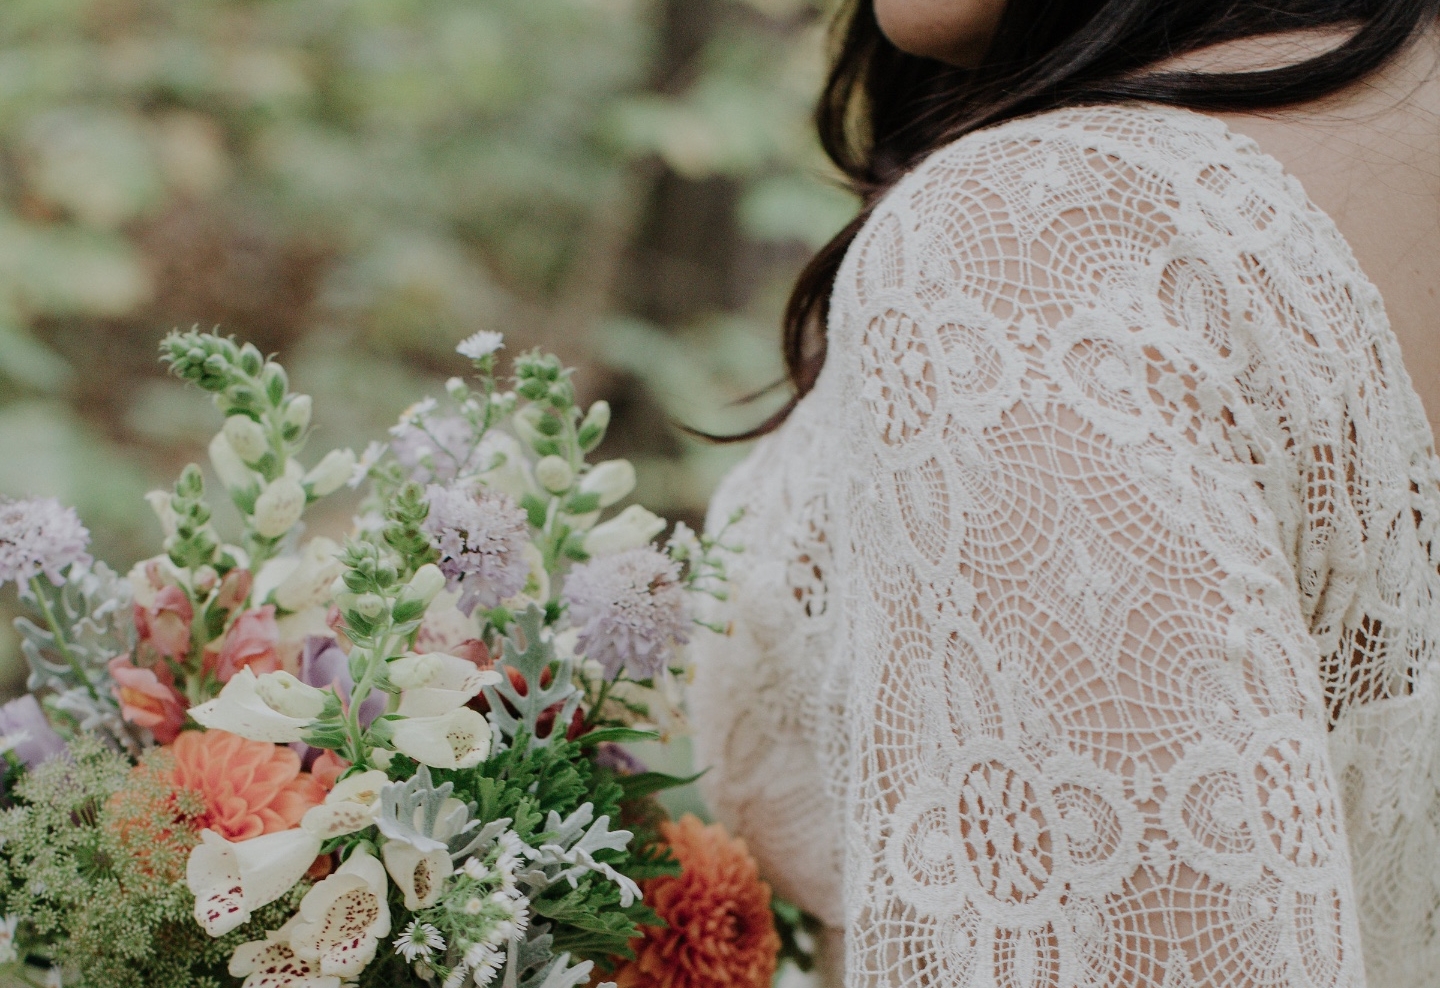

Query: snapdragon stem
[30,577,101,703]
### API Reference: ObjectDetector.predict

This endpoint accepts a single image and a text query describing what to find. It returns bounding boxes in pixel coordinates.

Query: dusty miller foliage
[482,605,581,752]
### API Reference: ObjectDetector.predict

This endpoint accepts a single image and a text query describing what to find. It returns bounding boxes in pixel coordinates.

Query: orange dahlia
[616,815,780,988]
[167,729,326,841]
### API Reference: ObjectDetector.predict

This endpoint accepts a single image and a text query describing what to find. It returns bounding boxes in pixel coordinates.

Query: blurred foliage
[0,0,855,685]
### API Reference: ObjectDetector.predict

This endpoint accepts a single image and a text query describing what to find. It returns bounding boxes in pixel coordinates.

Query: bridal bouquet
[0,331,783,988]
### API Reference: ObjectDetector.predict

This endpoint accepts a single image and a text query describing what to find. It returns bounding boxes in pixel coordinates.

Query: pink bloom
[135,585,194,660]
[212,606,282,684]
[109,656,187,744]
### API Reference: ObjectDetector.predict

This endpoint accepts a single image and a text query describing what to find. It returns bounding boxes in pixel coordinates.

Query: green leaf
[615,769,705,801]
[575,727,659,748]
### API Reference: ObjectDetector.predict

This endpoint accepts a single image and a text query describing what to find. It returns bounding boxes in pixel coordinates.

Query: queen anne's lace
[691,103,1440,988]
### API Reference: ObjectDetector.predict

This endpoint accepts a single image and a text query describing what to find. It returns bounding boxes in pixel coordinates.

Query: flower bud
[577,400,610,451]
[354,593,386,618]
[445,377,468,401]
[583,504,666,556]
[284,394,312,431]
[579,460,636,508]
[304,449,357,497]
[271,537,342,612]
[253,476,306,538]
[146,489,179,538]
[208,433,256,492]
[193,565,219,595]
[406,563,446,605]
[388,653,442,690]
[535,455,574,494]
[223,415,269,463]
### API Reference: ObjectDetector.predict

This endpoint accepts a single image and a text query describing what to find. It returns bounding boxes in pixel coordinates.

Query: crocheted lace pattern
[691,103,1440,987]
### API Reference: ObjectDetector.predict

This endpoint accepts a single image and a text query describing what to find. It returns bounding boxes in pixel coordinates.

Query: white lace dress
[689,103,1440,988]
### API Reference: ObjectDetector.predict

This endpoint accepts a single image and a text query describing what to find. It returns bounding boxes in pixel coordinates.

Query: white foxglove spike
[389,707,493,769]
[290,848,392,977]
[382,840,453,910]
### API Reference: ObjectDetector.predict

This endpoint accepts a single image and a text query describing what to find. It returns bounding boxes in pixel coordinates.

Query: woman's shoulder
[883,100,1301,232]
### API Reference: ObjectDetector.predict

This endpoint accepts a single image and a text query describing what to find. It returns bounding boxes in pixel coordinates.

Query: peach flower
[310,750,348,791]
[211,605,282,683]
[168,729,326,841]
[109,655,187,743]
[615,815,780,988]
[134,584,194,660]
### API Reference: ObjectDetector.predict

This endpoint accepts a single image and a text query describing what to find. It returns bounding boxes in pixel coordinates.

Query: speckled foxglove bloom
[389,707,493,770]
[301,770,390,838]
[290,847,392,978]
[188,827,323,936]
[563,546,691,681]
[391,652,501,717]
[421,483,530,616]
[188,667,326,743]
[228,917,339,988]
[0,497,91,588]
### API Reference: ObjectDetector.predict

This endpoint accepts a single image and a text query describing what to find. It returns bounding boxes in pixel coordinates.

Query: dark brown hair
[736,0,1440,438]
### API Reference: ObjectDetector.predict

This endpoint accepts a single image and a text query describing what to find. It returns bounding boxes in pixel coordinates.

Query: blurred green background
[0,0,856,696]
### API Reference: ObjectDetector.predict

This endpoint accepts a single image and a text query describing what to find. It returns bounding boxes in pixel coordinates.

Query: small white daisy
[457,331,505,361]
[394,920,446,962]
[348,440,388,488]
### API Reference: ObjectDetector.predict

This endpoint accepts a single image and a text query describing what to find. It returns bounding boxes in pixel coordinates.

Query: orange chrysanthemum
[166,729,326,841]
[615,815,780,988]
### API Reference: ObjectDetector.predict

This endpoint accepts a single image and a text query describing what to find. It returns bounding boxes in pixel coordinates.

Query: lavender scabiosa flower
[422,483,530,616]
[0,497,91,588]
[563,546,691,681]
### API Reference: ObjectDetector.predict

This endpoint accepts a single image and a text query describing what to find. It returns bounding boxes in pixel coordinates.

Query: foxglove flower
[563,546,691,681]
[389,707,492,770]
[421,483,530,616]
[382,840,451,910]
[302,770,390,838]
[189,667,326,743]
[228,917,338,988]
[290,847,392,977]
[0,497,91,588]
[188,827,323,936]
[391,652,501,717]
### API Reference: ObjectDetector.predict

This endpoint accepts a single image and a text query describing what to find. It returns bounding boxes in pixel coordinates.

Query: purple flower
[563,546,691,681]
[0,497,91,589]
[592,741,648,777]
[422,483,531,616]
[391,415,487,485]
[0,695,67,769]
[299,635,385,728]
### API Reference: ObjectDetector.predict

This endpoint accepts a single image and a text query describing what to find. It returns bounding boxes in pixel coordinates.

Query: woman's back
[692,84,1440,986]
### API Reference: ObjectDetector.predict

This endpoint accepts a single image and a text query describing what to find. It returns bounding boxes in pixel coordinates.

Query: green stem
[586,677,613,728]
[30,577,101,703]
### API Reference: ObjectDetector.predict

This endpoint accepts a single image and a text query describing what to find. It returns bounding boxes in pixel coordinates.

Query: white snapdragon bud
[224,415,269,463]
[284,394,313,431]
[579,460,636,508]
[252,475,306,538]
[535,455,573,494]
[406,563,446,605]
[581,400,610,435]
[304,449,357,497]
[209,433,256,492]
[583,504,666,555]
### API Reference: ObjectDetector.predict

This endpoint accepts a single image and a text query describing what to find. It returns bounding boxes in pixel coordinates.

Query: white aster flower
[188,827,323,936]
[290,848,392,978]
[456,331,504,360]
[391,398,438,436]
[466,942,504,986]
[394,920,446,962]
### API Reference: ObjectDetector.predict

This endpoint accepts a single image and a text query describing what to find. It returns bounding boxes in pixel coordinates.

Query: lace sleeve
[826,122,1368,987]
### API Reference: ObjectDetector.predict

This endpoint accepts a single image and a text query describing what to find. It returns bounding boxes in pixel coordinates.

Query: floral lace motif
[691,103,1440,987]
